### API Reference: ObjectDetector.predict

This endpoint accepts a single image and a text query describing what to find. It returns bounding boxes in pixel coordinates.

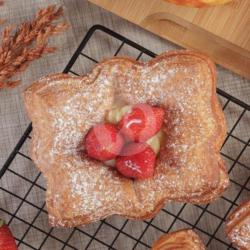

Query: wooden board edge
[88,0,250,80]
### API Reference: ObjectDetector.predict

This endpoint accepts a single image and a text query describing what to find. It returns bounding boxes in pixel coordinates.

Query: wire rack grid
[0,25,249,250]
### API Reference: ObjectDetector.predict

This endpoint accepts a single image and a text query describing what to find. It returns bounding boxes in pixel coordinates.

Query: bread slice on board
[24,51,229,227]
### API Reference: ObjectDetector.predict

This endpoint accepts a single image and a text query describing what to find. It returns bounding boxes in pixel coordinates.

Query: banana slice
[147,130,165,155]
[106,105,132,124]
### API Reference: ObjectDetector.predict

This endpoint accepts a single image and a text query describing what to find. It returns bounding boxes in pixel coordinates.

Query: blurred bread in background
[164,0,233,7]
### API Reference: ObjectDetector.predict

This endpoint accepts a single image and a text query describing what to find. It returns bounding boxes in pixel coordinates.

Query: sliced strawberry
[116,143,156,179]
[85,124,124,161]
[0,219,17,250]
[118,103,165,142]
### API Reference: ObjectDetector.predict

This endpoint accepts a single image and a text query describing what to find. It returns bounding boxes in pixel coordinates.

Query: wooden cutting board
[88,0,250,80]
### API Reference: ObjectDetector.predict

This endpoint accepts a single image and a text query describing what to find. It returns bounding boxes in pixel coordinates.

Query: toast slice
[152,229,206,250]
[24,51,229,227]
[226,200,250,250]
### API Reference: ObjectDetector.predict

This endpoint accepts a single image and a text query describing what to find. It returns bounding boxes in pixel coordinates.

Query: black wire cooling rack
[1,25,250,250]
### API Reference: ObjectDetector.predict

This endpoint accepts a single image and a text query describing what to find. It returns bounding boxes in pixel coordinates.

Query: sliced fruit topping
[118,103,165,142]
[116,143,156,179]
[85,124,124,161]
[146,130,165,154]
[0,219,18,250]
[84,103,165,179]
[106,105,132,124]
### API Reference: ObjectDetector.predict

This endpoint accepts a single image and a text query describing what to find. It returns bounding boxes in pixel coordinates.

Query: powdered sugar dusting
[47,67,116,156]
[230,223,250,248]
[125,160,142,173]
[27,53,227,227]
[227,201,250,249]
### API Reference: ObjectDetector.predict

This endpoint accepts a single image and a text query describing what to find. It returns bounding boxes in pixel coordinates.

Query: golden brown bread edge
[23,50,229,227]
[152,229,206,250]
[225,200,250,250]
[164,0,233,7]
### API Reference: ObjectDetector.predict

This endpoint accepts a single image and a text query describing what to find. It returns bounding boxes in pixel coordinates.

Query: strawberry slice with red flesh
[85,124,124,161]
[0,219,17,250]
[116,143,156,179]
[118,103,165,142]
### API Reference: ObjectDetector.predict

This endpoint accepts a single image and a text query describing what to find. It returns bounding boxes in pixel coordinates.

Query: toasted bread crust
[226,200,250,250]
[164,0,233,7]
[24,50,228,227]
[152,229,206,249]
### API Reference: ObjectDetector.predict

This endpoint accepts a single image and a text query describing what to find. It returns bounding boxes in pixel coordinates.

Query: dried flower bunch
[0,1,4,25]
[0,3,68,89]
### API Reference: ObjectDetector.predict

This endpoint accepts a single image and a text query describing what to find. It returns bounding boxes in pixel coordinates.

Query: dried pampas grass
[0,1,5,24]
[0,4,68,89]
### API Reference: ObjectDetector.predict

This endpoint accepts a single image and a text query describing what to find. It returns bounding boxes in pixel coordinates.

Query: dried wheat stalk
[0,5,68,89]
[0,1,5,24]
